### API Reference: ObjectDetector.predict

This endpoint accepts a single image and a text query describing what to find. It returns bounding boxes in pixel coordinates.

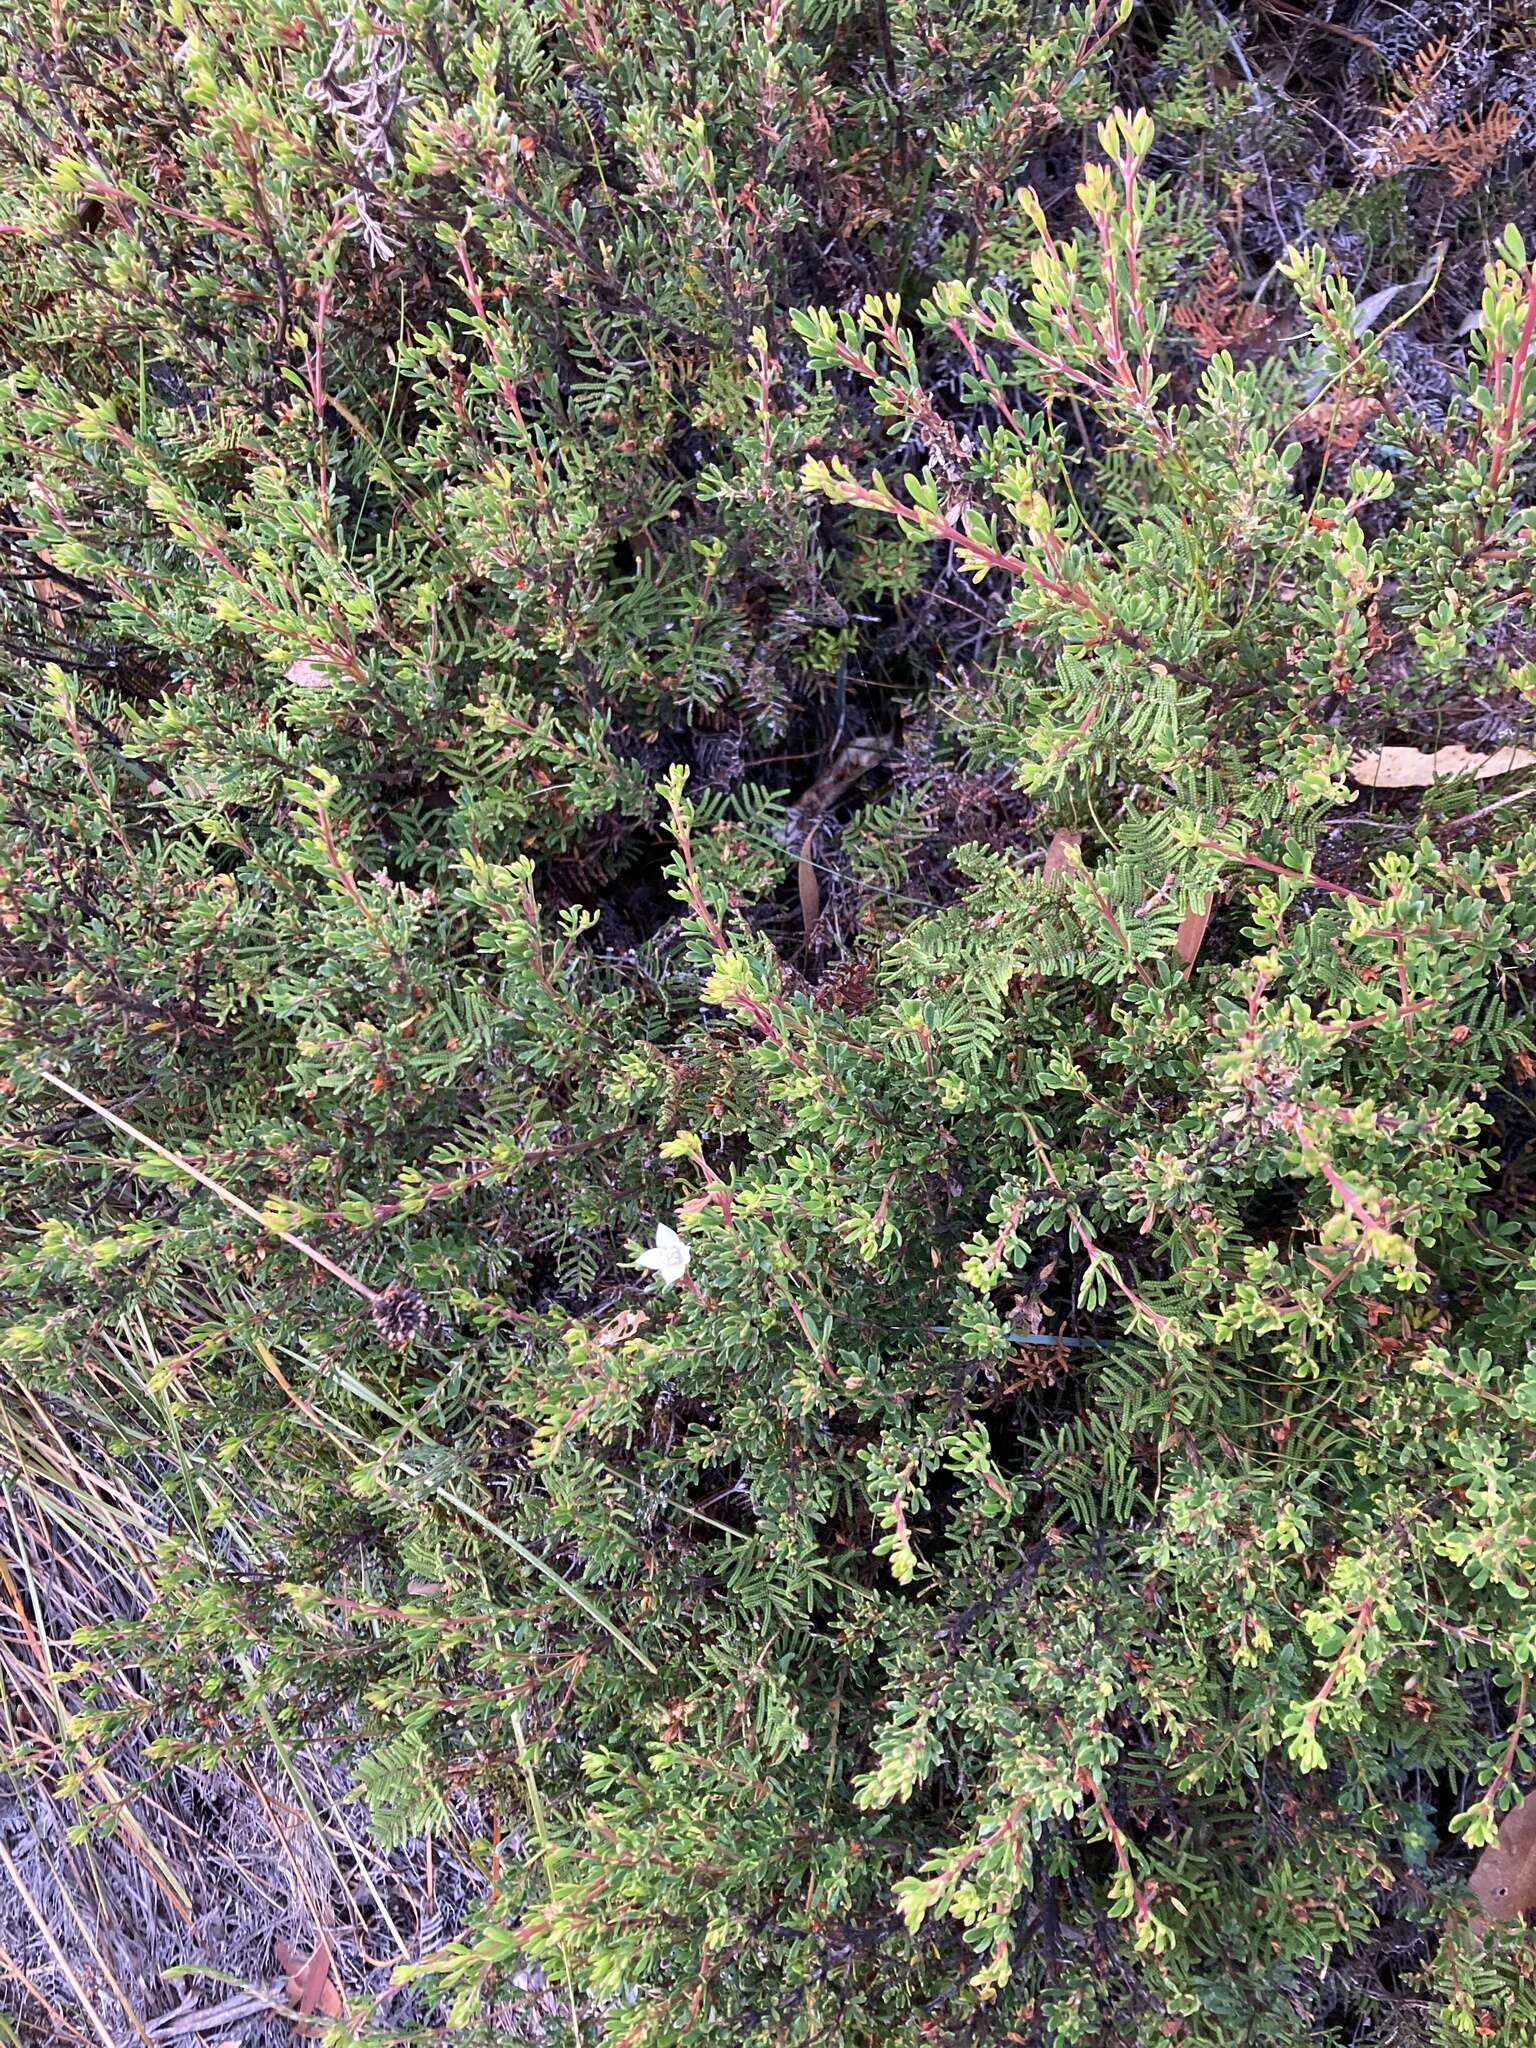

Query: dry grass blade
[0,1839,119,2048]
[33,1072,380,1303]
[0,1937,98,2046]
[30,1074,656,1673]
[0,1328,494,2047]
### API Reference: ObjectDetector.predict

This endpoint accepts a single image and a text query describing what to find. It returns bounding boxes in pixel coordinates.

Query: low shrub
[4,4,1536,2043]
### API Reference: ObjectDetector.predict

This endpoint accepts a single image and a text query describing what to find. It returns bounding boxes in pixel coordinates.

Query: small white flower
[632,1222,690,1289]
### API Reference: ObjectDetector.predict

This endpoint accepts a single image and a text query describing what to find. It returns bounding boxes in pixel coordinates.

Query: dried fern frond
[1289,392,1384,453]
[1359,36,1455,177]
[1359,30,1519,190]
[1383,35,1452,119]
[1171,248,1274,359]
[1414,101,1523,194]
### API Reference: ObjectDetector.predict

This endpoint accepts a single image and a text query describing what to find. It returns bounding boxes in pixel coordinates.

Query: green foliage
[5,5,1536,2046]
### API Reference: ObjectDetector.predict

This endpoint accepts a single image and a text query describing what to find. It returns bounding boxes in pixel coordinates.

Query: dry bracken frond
[1359,37,1454,178]
[1360,34,1521,191]
[1171,247,1274,359]
[1413,102,1523,194]
[1289,393,1384,452]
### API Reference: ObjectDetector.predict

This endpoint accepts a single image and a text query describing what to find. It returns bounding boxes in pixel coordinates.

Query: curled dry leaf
[1289,393,1382,451]
[594,1307,647,1349]
[783,734,895,850]
[797,828,821,939]
[1348,743,1536,788]
[1041,828,1083,889]
[275,1934,345,2037]
[1469,1791,1536,1926]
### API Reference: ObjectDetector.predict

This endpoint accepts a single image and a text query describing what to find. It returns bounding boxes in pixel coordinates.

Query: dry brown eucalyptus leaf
[1174,896,1214,976]
[797,830,821,938]
[275,1934,345,2036]
[1348,743,1536,788]
[1041,829,1083,888]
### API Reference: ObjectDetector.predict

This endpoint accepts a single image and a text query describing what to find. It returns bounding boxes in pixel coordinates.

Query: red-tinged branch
[77,176,262,248]
[827,472,1113,620]
[1298,1598,1375,1746]
[1290,1120,1397,1243]
[947,319,1028,436]
[1076,1768,1154,1925]
[1487,268,1536,494]
[1483,1676,1532,1811]
[1018,1112,1177,1341]
[1198,839,1380,906]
